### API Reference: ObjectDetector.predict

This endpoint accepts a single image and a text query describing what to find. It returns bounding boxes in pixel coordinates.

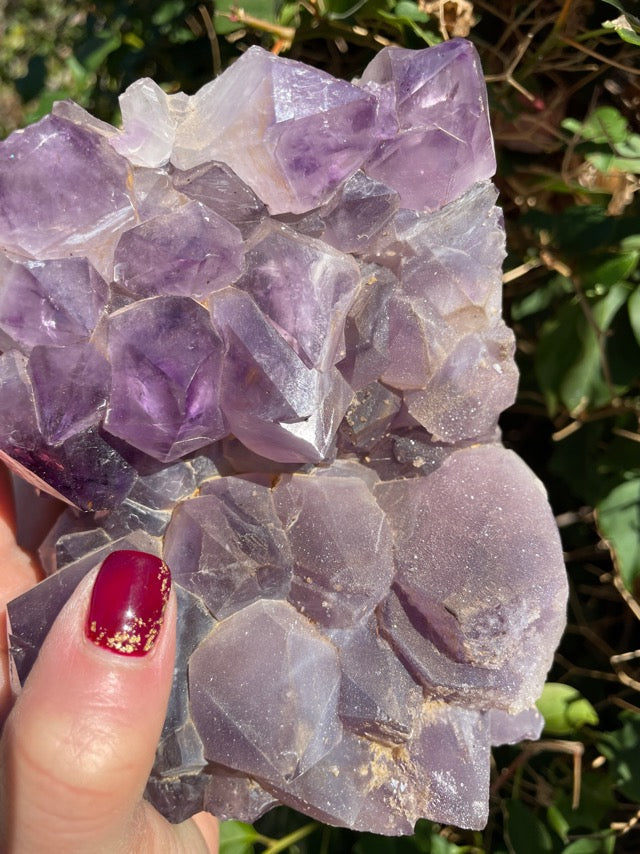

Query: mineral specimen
[1,38,567,835]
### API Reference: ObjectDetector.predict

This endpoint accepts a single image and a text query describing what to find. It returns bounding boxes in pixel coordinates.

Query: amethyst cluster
[1,39,567,835]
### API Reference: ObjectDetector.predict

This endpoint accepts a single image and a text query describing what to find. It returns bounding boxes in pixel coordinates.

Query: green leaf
[430,835,466,854]
[122,32,145,49]
[562,836,615,854]
[522,205,615,257]
[547,804,570,843]
[535,300,582,415]
[510,274,571,321]
[536,683,599,736]
[615,131,640,157]
[549,422,610,505]
[581,251,639,289]
[151,0,188,26]
[76,32,122,74]
[597,712,640,801]
[561,107,628,145]
[65,54,90,87]
[629,285,640,346]
[219,821,260,854]
[535,283,631,415]
[603,13,640,44]
[597,479,640,590]
[561,283,630,411]
[280,3,301,25]
[392,1,430,22]
[505,800,553,854]
[613,24,640,44]
[586,151,640,175]
[377,8,441,43]
[554,771,618,834]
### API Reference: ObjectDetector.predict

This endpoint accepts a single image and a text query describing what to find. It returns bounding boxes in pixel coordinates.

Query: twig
[554,0,575,34]
[199,4,222,77]
[608,553,640,620]
[502,259,543,283]
[221,7,296,46]
[485,32,538,102]
[263,822,319,853]
[612,428,640,444]
[560,35,640,76]
[495,0,544,54]
[492,740,584,809]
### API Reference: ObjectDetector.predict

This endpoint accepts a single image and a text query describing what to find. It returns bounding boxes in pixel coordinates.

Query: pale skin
[0,464,219,853]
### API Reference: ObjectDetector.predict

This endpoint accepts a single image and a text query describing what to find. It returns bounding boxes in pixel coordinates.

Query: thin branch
[492,741,584,809]
[561,35,640,76]
[199,4,222,77]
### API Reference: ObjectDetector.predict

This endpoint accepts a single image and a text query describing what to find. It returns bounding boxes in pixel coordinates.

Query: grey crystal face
[2,39,567,835]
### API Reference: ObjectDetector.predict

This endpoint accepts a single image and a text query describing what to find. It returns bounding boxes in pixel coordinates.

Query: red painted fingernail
[86,550,171,657]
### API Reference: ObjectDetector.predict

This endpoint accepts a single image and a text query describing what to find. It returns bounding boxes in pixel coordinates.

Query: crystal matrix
[2,39,567,835]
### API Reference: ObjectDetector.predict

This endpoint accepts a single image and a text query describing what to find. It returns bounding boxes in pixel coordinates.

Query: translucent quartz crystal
[361,39,496,211]
[2,39,567,835]
[113,200,244,299]
[0,115,134,263]
[0,256,108,350]
[104,296,227,461]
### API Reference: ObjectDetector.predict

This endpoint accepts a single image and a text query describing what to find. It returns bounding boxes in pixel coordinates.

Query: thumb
[0,550,209,852]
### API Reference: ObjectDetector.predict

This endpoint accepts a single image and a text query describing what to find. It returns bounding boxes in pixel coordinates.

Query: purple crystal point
[171,162,268,238]
[0,350,134,509]
[2,39,568,836]
[375,444,567,709]
[164,476,293,620]
[28,342,110,445]
[0,115,134,259]
[0,256,108,351]
[189,599,342,784]
[235,221,360,371]
[203,767,278,824]
[329,618,419,743]
[361,39,495,211]
[339,263,395,390]
[274,472,394,628]
[114,201,244,299]
[111,78,179,168]
[489,707,544,746]
[105,296,226,461]
[211,287,351,462]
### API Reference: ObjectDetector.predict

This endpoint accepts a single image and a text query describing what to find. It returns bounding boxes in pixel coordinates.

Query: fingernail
[86,550,171,657]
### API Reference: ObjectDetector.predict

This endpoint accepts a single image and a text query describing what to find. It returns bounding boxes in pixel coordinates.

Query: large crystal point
[104,296,226,461]
[360,39,495,210]
[0,256,108,351]
[0,115,134,261]
[189,599,342,784]
[113,201,244,299]
[2,39,567,836]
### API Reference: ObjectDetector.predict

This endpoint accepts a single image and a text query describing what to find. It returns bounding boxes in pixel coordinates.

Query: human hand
[0,465,219,853]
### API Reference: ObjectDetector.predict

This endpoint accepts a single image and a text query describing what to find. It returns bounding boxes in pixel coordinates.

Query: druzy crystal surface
[1,39,567,835]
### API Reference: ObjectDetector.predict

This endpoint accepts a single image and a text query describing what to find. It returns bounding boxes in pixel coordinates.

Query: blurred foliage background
[1,0,640,851]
